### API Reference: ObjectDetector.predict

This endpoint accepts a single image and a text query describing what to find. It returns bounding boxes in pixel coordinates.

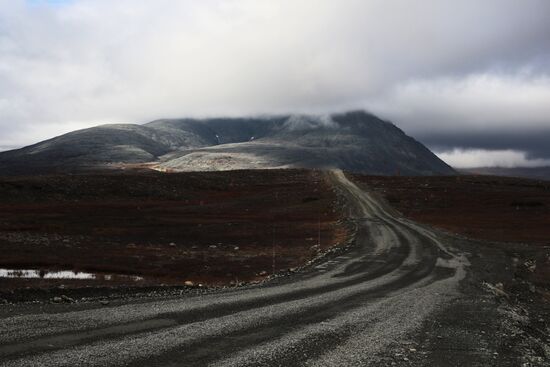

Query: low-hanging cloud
[282,115,338,131]
[1,0,550,167]
[436,149,550,169]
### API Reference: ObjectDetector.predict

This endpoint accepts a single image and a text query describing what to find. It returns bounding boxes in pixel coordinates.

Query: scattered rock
[259,270,268,276]
[61,295,75,303]
[524,260,536,273]
[483,282,509,299]
[310,244,321,253]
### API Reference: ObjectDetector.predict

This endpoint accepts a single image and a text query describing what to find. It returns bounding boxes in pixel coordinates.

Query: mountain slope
[158,111,453,175]
[0,111,454,175]
[0,124,191,174]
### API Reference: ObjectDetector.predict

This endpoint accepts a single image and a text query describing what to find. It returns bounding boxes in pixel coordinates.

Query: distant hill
[0,111,455,176]
[461,167,550,181]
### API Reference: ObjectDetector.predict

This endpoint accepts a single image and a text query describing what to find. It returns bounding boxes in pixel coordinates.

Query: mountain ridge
[0,111,455,176]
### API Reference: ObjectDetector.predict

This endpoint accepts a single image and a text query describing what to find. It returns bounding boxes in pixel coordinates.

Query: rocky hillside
[0,111,454,175]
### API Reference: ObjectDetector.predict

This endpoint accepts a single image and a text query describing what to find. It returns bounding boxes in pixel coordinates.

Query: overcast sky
[1,0,550,168]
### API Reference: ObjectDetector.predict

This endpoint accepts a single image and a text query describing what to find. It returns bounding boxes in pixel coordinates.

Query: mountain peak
[0,111,454,176]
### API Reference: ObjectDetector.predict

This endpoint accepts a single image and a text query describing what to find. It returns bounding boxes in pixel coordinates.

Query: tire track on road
[0,170,468,367]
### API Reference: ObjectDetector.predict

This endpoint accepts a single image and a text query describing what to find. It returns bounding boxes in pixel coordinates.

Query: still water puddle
[0,268,143,281]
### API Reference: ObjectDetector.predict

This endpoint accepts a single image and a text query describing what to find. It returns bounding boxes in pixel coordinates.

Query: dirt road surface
[0,170,547,366]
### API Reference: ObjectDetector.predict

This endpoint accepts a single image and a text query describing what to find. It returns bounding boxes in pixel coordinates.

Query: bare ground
[0,171,548,366]
[0,170,547,366]
[0,169,349,299]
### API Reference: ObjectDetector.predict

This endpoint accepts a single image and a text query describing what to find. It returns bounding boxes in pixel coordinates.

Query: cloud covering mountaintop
[1,0,549,167]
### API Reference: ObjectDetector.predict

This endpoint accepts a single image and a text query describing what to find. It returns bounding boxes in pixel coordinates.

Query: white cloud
[436,149,550,168]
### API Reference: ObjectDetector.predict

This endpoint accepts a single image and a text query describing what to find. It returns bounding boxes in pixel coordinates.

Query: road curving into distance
[0,170,470,366]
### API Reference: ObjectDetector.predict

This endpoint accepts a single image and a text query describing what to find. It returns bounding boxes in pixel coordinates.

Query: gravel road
[0,170,546,366]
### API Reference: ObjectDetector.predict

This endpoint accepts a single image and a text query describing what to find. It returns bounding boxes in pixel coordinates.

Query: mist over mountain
[0,111,454,176]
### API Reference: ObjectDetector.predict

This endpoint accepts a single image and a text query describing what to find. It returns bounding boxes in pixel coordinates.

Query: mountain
[0,111,454,176]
